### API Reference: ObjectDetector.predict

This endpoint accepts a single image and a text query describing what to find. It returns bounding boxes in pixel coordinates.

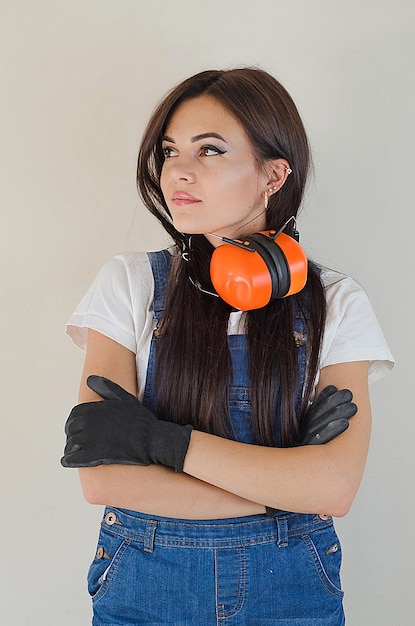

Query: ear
[265,158,293,197]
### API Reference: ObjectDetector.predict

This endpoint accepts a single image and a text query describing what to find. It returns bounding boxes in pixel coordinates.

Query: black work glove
[61,376,193,472]
[265,385,357,516]
[298,385,357,445]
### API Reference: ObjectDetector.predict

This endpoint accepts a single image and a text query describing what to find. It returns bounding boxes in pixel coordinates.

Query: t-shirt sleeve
[65,253,153,354]
[320,271,395,384]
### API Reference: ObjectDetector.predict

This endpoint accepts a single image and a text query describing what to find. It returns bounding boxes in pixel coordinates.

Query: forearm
[72,337,370,518]
[183,362,372,517]
[183,433,351,516]
[73,332,263,520]
[79,464,265,519]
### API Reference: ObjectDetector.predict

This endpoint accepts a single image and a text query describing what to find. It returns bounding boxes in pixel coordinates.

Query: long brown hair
[137,68,326,446]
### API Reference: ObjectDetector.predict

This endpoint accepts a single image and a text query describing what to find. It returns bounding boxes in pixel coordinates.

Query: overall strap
[293,265,322,414]
[143,250,310,439]
[142,250,172,412]
[146,250,172,323]
[293,304,308,416]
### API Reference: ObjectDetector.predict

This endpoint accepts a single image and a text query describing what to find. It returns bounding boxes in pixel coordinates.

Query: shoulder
[93,249,174,299]
[100,251,154,289]
[320,267,363,294]
[66,250,171,354]
[319,267,373,318]
[318,267,395,383]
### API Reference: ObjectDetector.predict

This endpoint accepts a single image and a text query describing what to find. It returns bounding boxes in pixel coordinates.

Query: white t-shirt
[66,251,395,399]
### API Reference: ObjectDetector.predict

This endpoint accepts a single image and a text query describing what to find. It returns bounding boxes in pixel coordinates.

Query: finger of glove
[309,385,338,413]
[302,418,350,445]
[302,402,356,441]
[306,388,354,427]
[61,452,120,468]
[60,452,86,468]
[87,375,137,402]
[64,406,89,435]
[61,453,105,468]
[63,423,88,453]
[305,399,357,435]
[62,430,117,466]
[64,400,109,435]
[60,449,152,468]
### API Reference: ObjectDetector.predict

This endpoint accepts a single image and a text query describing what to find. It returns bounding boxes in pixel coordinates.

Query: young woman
[62,68,394,625]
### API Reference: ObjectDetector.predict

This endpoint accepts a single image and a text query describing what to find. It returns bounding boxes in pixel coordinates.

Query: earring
[181,235,192,262]
[265,185,279,209]
[286,167,292,174]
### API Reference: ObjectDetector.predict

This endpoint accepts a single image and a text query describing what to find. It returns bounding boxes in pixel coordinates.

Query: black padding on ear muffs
[210,229,307,310]
[245,233,290,298]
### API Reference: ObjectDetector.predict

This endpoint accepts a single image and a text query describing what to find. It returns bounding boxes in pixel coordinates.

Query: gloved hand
[265,385,357,516]
[61,376,193,472]
[298,385,357,445]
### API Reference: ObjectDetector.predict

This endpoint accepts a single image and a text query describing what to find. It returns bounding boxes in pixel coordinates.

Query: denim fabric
[89,508,344,625]
[88,251,345,625]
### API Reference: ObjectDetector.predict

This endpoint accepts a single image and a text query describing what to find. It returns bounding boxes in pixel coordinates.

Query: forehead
[164,95,247,140]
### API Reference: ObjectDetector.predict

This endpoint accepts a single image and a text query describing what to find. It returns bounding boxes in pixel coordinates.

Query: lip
[172,191,201,205]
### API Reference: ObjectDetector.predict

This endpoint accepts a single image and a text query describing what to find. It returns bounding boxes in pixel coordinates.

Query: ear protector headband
[210,229,308,311]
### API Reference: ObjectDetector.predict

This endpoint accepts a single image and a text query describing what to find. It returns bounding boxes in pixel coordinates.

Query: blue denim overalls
[87,251,345,626]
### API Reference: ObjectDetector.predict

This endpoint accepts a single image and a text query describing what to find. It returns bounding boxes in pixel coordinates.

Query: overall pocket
[87,525,131,603]
[302,519,344,598]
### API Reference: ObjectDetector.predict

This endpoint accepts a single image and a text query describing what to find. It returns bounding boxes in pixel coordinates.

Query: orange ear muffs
[210,230,308,311]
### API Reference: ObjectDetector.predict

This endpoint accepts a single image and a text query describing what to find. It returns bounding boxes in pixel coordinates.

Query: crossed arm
[75,329,371,519]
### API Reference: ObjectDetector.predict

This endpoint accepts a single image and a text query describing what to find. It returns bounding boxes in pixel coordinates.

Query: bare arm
[77,330,371,518]
[183,360,371,517]
[77,329,264,519]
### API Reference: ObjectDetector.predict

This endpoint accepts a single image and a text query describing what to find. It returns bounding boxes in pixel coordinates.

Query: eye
[199,145,226,157]
[162,146,178,159]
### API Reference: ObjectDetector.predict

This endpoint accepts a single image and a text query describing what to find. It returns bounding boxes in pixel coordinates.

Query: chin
[172,221,209,236]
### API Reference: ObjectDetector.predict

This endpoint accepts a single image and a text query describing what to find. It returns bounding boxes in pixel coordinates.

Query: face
[160,96,271,246]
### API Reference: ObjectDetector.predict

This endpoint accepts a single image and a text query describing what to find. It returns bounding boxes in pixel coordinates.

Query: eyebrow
[162,132,227,144]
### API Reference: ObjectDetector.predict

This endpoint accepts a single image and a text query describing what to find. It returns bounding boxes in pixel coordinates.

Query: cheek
[159,169,174,206]
[215,167,252,197]
[232,173,263,208]
[159,167,167,193]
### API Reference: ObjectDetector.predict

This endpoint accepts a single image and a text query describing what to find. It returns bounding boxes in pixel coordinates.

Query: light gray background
[1,1,413,624]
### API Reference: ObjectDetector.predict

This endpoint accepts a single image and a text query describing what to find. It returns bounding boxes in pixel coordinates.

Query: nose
[165,156,196,183]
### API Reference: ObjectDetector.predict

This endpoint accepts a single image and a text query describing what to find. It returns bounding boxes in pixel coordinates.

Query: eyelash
[199,145,226,157]
[162,145,226,159]
[162,147,178,158]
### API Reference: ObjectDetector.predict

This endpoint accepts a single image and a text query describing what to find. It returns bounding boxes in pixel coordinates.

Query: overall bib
[87,251,345,626]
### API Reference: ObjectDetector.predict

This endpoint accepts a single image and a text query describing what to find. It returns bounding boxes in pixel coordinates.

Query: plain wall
[1,1,413,623]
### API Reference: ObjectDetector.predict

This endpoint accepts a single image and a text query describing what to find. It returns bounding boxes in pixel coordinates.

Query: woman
[62,68,394,625]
